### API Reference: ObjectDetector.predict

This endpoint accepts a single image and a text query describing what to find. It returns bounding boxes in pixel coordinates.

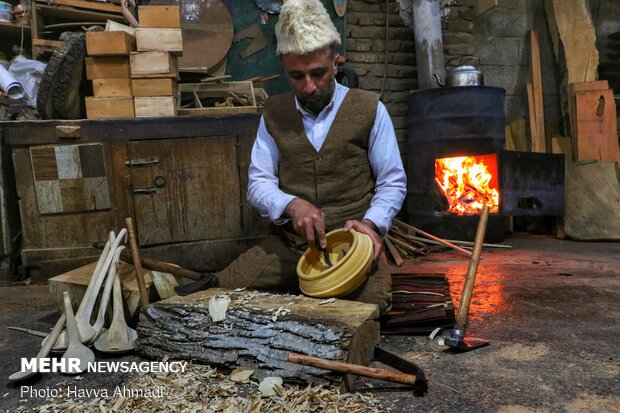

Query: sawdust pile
[16,363,388,413]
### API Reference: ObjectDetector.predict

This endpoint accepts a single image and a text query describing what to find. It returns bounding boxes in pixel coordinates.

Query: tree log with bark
[136,289,380,388]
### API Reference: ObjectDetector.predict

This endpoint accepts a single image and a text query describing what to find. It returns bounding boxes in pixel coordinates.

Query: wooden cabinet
[1,115,268,278]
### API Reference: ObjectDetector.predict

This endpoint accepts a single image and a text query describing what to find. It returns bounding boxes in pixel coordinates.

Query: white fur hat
[275,0,341,55]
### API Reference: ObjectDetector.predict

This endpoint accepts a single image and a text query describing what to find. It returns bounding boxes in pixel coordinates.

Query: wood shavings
[208,294,231,322]
[271,306,290,322]
[228,368,254,383]
[429,327,442,339]
[319,298,336,305]
[258,377,283,397]
[14,364,389,413]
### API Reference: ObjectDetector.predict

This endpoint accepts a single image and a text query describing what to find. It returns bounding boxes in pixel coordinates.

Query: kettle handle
[445,55,480,70]
[433,73,445,87]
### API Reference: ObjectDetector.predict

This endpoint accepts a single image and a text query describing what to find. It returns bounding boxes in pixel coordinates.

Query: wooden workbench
[0,115,268,279]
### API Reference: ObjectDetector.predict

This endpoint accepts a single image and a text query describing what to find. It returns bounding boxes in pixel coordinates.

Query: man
[209,0,406,313]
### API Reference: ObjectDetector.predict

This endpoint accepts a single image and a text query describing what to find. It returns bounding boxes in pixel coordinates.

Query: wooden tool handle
[94,243,203,282]
[455,205,490,330]
[393,219,472,257]
[288,352,417,386]
[125,217,149,307]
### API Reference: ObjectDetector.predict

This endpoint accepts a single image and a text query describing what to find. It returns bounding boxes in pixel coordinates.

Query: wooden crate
[92,78,133,97]
[86,31,136,56]
[177,81,257,116]
[138,5,181,28]
[136,28,183,55]
[130,51,178,78]
[85,97,135,119]
[134,96,177,117]
[85,56,131,79]
[132,78,177,97]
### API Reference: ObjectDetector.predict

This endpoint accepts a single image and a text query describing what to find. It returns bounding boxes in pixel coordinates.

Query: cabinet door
[128,136,242,245]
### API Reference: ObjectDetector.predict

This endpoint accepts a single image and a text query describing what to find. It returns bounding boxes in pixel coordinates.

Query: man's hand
[343,219,383,260]
[284,198,327,248]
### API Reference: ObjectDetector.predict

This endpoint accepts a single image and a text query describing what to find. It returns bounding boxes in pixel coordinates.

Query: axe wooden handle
[455,205,490,331]
[288,352,418,386]
[93,243,202,282]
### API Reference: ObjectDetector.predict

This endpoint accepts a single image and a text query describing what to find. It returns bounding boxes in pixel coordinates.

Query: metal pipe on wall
[412,0,445,89]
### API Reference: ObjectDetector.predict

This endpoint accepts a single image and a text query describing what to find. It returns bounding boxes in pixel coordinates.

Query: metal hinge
[125,157,159,167]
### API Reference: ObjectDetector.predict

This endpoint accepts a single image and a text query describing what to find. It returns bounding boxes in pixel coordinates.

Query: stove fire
[434,154,500,215]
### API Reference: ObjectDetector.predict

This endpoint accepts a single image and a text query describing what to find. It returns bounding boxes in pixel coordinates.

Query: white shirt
[247,83,407,235]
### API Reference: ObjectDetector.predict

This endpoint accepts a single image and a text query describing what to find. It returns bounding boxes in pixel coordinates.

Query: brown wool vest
[263,88,379,230]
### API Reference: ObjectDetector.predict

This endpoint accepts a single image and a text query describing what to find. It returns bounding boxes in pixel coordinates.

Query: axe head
[174,273,219,296]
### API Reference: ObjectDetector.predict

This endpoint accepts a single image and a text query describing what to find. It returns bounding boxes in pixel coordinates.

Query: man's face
[281,48,338,114]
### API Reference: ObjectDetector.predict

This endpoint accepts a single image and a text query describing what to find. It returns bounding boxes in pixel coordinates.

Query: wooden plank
[137,288,380,388]
[130,51,177,78]
[92,78,133,97]
[138,5,181,28]
[544,0,598,84]
[79,144,106,177]
[564,162,620,240]
[48,261,156,322]
[504,124,515,151]
[529,30,546,153]
[32,38,64,48]
[131,78,177,97]
[35,4,123,23]
[568,80,609,156]
[134,96,177,117]
[86,31,135,56]
[383,237,403,267]
[46,0,122,13]
[526,82,539,151]
[508,118,527,152]
[551,136,573,161]
[85,56,131,79]
[178,106,257,117]
[573,89,620,163]
[30,147,59,181]
[85,97,135,119]
[135,28,183,55]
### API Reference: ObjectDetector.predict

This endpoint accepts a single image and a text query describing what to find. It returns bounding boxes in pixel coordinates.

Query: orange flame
[435,155,499,215]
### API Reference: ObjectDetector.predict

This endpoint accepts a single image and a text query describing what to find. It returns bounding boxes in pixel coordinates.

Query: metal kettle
[434,56,484,87]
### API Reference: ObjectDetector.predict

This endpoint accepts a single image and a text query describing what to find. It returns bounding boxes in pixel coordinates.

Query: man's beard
[299,78,336,115]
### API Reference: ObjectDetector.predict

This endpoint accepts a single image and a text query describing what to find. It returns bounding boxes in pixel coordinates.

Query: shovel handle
[455,205,490,331]
[125,217,149,307]
[288,352,418,386]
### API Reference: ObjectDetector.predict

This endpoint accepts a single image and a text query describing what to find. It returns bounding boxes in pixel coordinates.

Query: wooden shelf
[0,21,31,37]
[35,4,123,22]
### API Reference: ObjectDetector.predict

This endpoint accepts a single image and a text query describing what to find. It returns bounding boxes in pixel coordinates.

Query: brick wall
[345,0,477,159]
[346,0,560,140]
[346,0,417,153]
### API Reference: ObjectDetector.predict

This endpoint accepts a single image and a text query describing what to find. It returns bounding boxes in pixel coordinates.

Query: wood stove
[407,86,565,243]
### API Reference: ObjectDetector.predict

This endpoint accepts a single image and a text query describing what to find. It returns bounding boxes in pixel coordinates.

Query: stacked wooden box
[131,6,183,117]
[85,31,136,119]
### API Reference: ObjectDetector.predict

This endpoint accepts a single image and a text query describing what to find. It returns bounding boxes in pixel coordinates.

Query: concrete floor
[1,234,619,412]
